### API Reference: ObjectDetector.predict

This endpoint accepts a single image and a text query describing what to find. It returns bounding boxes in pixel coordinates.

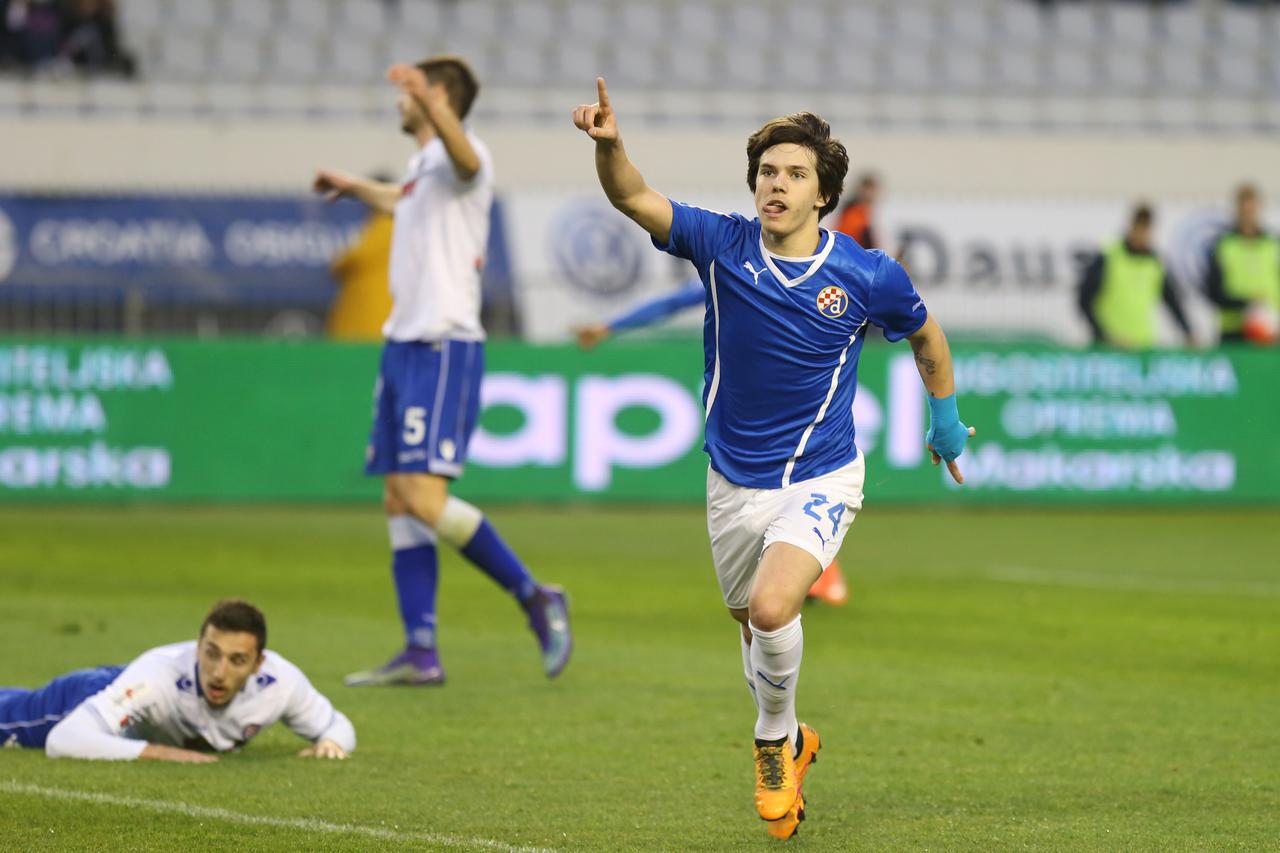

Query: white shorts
[706,455,866,610]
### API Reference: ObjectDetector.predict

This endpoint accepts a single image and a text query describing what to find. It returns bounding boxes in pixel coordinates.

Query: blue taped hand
[926,394,970,463]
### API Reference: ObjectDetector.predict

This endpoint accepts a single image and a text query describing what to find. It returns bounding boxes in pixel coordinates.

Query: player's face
[398,92,427,135]
[1238,195,1260,231]
[197,626,263,707]
[1129,222,1152,252]
[754,144,828,241]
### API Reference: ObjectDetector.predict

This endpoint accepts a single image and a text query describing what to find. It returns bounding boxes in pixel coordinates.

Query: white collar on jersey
[759,228,836,288]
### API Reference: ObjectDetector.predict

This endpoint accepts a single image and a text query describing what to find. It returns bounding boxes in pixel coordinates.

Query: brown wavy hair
[746,113,849,219]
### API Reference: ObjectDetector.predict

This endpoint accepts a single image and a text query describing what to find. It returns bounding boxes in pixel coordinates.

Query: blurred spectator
[326,184,395,341]
[1205,184,1280,344]
[0,0,132,75]
[1077,203,1195,350]
[833,172,881,249]
[1,0,64,71]
[61,0,134,76]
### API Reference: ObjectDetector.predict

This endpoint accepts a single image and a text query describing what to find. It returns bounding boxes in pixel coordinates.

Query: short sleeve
[651,201,745,271]
[868,254,928,342]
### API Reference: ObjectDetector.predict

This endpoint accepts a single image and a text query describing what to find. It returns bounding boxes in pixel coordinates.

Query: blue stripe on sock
[460,518,537,603]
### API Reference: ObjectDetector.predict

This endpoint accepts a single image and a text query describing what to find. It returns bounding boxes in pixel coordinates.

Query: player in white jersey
[573,80,974,839]
[1,599,354,762]
[314,58,571,687]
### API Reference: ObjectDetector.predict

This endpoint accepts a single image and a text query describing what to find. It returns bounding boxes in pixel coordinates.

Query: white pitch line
[982,565,1280,598]
[0,781,559,853]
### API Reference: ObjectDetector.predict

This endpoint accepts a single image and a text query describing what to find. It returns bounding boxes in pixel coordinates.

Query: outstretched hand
[572,77,618,142]
[297,739,348,760]
[313,168,359,201]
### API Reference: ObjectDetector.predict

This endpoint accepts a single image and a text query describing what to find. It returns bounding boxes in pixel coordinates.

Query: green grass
[0,505,1277,851]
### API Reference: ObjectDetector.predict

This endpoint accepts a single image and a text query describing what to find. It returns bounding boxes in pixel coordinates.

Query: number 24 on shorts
[803,493,846,541]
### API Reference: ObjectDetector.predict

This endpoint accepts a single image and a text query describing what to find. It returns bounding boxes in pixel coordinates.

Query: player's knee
[746,598,793,633]
[382,483,408,517]
[401,485,448,526]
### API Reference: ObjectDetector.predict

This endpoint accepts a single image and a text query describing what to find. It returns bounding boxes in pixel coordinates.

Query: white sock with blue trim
[749,615,803,743]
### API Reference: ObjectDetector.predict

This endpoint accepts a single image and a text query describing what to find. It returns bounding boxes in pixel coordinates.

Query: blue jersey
[654,201,927,489]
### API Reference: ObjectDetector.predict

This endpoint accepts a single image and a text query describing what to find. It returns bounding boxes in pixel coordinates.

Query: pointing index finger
[596,77,610,109]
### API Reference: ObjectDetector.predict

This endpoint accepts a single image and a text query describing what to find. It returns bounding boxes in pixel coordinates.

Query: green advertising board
[0,339,1276,504]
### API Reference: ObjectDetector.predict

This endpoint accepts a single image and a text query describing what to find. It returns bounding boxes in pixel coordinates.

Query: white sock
[740,630,759,707]
[749,616,803,743]
[434,496,484,548]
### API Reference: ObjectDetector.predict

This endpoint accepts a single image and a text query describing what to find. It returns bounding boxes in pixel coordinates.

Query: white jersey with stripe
[383,133,493,343]
[652,201,927,489]
[46,641,355,760]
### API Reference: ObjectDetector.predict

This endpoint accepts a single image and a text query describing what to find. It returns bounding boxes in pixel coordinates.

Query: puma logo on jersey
[743,261,764,285]
[911,298,925,312]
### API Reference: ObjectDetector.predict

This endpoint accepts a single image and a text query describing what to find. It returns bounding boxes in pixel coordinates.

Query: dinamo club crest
[816,286,848,319]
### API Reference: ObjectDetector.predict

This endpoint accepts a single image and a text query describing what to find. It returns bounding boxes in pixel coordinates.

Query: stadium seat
[882,45,936,94]
[886,0,940,42]
[1211,52,1263,97]
[156,33,212,81]
[996,0,1046,44]
[1160,3,1208,49]
[328,38,385,84]
[507,0,559,42]
[490,42,549,87]
[270,33,322,83]
[396,0,445,37]
[1153,43,1205,96]
[335,0,392,37]
[118,0,167,44]
[938,1,993,45]
[225,0,276,35]
[603,42,660,88]
[383,32,445,69]
[828,42,879,93]
[211,32,266,83]
[452,0,503,39]
[664,40,717,89]
[562,0,613,43]
[1216,5,1265,51]
[828,2,885,45]
[721,44,769,92]
[1046,44,1096,94]
[616,0,663,43]
[724,3,776,44]
[1101,49,1153,94]
[280,0,332,36]
[167,0,219,34]
[991,46,1040,94]
[1106,3,1153,47]
[777,46,827,94]
[938,46,989,93]
[671,1,721,43]
[1050,3,1099,45]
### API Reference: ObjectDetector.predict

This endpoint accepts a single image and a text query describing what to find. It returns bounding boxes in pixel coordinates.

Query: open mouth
[763,200,788,217]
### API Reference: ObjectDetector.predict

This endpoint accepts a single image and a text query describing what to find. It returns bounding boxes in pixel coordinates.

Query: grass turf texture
[0,505,1276,852]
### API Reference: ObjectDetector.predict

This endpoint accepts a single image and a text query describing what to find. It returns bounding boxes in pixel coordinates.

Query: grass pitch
[0,504,1277,851]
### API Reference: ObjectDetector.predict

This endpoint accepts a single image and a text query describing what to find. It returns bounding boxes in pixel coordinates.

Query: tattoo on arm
[914,351,938,376]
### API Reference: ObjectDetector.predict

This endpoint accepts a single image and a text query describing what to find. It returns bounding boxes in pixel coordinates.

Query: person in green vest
[1077,203,1194,350]
[1205,183,1280,343]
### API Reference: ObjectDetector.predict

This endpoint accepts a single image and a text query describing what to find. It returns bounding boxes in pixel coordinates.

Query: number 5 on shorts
[403,406,427,445]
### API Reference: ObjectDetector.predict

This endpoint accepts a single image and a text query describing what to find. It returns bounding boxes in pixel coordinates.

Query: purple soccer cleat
[524,585,573,679]
[344,646,445,687]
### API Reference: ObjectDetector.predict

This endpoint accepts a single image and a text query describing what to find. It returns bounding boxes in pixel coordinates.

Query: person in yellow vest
[1077,204,1194,350]
[326,182,395,341]
[1205,184,1280,344]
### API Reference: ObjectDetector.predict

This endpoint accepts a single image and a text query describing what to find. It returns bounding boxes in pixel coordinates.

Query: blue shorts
[365,339,485,478]
[0,665,125,749]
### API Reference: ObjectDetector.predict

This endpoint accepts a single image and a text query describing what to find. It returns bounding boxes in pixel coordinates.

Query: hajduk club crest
[816,285,848,319]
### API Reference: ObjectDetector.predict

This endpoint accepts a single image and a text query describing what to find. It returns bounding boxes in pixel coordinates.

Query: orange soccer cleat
[753,738,799,821]
[764,725,820,840]
[807,560,849,607]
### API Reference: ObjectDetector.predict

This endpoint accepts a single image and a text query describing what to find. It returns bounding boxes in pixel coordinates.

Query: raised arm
[906,315,975,484]
[572,78,673,244]
[313,169,402,215]
[387,64,481,182]
[282,669,356,760]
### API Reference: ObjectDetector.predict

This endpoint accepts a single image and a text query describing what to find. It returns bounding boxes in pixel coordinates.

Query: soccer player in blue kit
[315,58,572,687]
[573,79,974,839]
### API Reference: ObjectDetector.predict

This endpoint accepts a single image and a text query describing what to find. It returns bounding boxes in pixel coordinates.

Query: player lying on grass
[573,78,973,839]
[573,286,850,607]
[0,599,355,762]
[314,57,572,687]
